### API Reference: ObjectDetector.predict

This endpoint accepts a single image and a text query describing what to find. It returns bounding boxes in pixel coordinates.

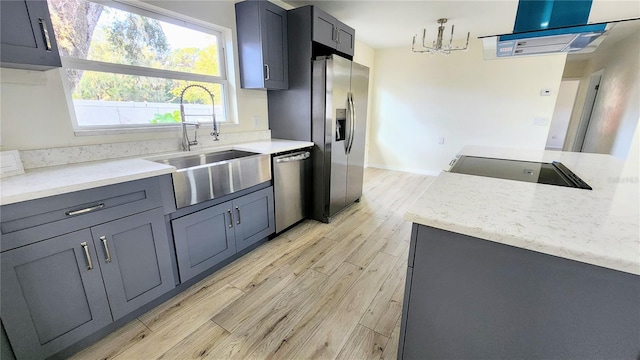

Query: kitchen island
[399,146,640,359]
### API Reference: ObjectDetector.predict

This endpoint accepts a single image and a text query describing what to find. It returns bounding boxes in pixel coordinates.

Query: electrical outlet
[253,116,260,128]
[438,136,445,144]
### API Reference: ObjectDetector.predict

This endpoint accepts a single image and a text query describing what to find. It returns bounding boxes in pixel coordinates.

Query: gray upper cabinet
[172,186,275,282]
[235,0,288,90]
[1,230,113,359]
[0,0,62,70]
[312,9,339,49]
[91,208,175,321]
[312,7,355,57]
[335,25,355,56]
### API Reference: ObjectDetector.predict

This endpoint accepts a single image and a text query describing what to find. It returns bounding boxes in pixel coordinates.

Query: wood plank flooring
[70,168,435,360]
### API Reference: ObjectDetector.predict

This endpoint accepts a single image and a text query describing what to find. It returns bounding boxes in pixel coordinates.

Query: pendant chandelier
[412,18,470,54]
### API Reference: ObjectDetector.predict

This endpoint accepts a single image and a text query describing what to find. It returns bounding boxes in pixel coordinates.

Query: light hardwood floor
[71,168,435,360]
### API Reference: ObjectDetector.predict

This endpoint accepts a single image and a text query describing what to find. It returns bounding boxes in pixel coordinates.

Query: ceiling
[283,0,640,49]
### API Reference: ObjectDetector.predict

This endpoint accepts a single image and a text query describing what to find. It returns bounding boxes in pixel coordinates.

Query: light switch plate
[0,150,25,178]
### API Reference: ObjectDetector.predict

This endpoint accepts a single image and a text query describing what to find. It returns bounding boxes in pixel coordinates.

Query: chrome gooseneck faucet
[179,84,219,151]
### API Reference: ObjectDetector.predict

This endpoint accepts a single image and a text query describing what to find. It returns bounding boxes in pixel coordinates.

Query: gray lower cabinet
[398,224,640,359]
[0,0,62,70]
[1,208,174,359]
[172,186,275,282]
[172,201,237,282]
[90,208,175,320]
[233,186,275,252]
[1,230,113,359]
[1,322,16,360]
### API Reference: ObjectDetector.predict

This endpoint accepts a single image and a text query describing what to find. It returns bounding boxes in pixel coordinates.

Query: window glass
[48,0,229,129]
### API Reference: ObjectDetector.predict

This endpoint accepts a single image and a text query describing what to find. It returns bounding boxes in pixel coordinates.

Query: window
[47,0,231,131]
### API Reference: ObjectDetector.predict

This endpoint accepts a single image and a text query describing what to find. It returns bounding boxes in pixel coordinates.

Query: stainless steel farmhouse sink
[153,150,271,208]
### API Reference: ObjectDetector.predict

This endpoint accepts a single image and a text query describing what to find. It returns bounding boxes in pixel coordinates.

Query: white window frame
[58,0,235,135]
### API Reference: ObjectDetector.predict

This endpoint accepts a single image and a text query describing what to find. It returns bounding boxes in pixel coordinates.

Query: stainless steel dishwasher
[273,150,311,233]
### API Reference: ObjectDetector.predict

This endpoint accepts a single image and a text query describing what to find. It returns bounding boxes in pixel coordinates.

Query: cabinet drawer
[1,176,168,252]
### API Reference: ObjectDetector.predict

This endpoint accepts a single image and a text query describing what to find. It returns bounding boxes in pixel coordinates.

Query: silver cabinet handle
[65,203,105,216]
[336,29,341,44]
[235,206,241,225]
[227,209,234,228]
[81,242,93,270]
[39,19,53,51]
[264,64,270,80]
[333,28,338,42]
[100,236,112,263]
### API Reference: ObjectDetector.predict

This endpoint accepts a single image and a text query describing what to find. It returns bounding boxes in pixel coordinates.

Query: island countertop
[404,145,640,275]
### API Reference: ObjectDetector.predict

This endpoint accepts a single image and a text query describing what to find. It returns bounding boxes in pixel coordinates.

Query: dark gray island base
[398,224,640,359]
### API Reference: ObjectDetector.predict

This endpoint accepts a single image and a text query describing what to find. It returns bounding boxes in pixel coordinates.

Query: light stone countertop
[405,145,640,275]
[0,159,175,205]
[232,139,314,154]
[1,139,314,205]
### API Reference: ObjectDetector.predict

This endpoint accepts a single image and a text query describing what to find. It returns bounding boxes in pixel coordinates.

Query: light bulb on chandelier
[412,18,470,54]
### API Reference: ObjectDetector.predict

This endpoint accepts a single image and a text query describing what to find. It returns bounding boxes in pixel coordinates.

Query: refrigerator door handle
[347,93,356,154]
[345,93,352,153]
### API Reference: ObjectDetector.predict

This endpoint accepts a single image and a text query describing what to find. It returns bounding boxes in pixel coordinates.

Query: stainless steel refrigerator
[311,55,369,223]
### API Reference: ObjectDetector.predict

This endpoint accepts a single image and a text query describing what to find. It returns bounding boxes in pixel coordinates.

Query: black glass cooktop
[449,156,592,190]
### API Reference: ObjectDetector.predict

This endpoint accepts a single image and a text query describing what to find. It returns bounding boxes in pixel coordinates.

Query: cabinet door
[1,322,15,360]
[91,208,175,320]
[0,230,112,359]
[172,201,237,282]
[312,7,338,49]
[336,24,355,56]
[261,1,288,90]
[235,0,288,90]
[233,187,275,252]
[0,0,61,70]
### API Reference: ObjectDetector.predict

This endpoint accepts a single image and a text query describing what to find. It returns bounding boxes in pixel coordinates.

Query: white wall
[368,38,567,175]
[545,80,580,150]
[352,41,375,166]
[0,0,269,151]
[571,31,640,159]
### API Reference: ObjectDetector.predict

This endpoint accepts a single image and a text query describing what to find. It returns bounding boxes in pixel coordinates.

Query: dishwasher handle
[275,151,310,163]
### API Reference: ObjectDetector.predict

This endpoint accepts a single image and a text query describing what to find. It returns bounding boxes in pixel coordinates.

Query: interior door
[345,62,370,204]
[572,70,602,152]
